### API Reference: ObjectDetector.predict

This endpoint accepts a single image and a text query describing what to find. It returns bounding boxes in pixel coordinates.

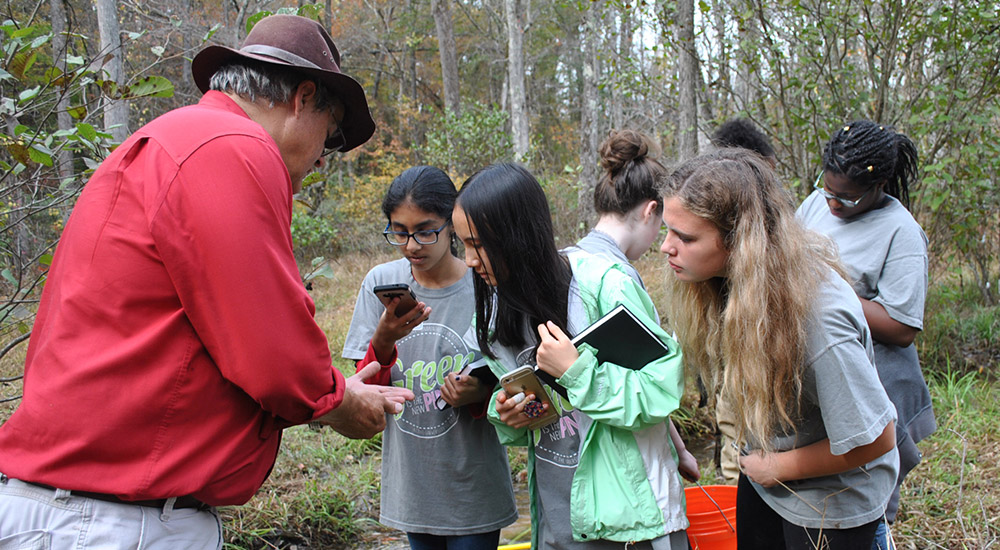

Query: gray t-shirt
[751,269,899,529]
[342,258,516,535]
[798,191,937,510]
[572,229,644,288]
[473,264,681,550]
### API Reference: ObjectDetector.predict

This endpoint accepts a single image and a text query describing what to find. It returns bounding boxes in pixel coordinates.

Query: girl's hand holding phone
[441,371,492,408]
[494,390,544,429]
[535,321,578,378]
[372,300,431,352]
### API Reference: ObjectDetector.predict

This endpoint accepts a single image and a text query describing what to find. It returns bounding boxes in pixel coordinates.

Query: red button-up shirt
[0,92,345,505]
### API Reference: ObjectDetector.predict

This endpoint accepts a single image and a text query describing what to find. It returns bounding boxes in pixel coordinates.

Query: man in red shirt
[0,14,412,549]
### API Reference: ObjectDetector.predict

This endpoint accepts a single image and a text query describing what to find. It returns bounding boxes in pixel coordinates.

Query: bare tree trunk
[50,0,73,179]
[505,0,529,160]
[676,0,698,159]
[432,0,461,115]
[408,0,418,102]
[611,6,631,128]
[95,0,129,142]
[578,0,601,224]
[735,0,761,113]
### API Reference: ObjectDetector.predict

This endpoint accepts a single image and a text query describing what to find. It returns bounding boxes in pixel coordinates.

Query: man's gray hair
[209,60,338,112]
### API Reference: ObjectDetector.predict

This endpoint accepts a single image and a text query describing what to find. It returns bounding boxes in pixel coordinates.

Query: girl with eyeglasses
[453,163,689,549]
[660,148,898,549]
[797,120,935,549]
[341,166,516,550]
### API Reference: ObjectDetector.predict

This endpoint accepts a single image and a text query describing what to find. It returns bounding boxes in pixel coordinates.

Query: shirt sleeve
[355,340,396,386]
[805,286,897,456]
[807,337,897,456]
[872,224,928,330]
[149,135,343,425]
[557,270,684,430]
[342,268,385,360]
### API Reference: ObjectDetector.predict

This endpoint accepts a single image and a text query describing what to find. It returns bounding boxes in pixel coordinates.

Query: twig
[0,331,30,365]
[949,428,969,539]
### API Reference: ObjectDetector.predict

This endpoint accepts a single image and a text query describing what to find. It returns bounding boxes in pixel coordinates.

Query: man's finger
[354,360,381,380]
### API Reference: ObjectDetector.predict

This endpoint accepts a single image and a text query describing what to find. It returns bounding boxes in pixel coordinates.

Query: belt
[22,480,207,510]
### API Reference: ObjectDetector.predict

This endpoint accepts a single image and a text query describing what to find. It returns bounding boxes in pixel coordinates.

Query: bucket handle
[693,481,736,533]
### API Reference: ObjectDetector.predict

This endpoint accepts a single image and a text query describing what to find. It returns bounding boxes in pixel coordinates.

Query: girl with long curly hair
[659,148,899,549]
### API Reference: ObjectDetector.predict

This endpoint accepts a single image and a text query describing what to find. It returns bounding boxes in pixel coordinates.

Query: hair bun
[599,129,651,173]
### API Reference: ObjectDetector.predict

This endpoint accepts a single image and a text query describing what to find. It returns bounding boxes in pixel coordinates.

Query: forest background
[1,0,998,548]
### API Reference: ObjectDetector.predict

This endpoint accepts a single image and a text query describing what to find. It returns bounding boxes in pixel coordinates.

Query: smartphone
[499,365,560,430]
[372,283,419,317]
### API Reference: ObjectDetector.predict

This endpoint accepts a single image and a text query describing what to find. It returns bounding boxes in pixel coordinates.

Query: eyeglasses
[322,125,345,157]
[813,172,874,208]
[383,222,449,246]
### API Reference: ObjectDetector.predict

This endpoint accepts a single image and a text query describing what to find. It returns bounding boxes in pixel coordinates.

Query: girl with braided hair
[660,148,899,549]
[797,120,936,549]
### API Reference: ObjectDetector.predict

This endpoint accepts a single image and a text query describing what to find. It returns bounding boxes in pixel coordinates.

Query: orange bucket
[684,485,737,550]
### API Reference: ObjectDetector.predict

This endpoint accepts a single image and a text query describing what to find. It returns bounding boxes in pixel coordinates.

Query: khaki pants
[0,475,222,550]
[716,395,740,483]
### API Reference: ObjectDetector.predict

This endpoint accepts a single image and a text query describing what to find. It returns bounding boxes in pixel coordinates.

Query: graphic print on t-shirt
[392,322,476,437]
[512,345,582,468]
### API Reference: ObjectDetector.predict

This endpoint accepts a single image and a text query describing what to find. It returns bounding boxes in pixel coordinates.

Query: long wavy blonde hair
[661,149,845,451]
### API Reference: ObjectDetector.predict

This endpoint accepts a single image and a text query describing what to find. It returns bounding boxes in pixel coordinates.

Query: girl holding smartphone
[453,162,689,549]
[342,166,516,550]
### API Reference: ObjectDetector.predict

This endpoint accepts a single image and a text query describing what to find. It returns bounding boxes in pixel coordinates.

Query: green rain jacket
[485,252,688,545]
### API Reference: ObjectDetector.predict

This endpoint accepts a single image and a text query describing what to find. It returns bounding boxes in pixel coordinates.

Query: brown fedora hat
[191,14,375,152]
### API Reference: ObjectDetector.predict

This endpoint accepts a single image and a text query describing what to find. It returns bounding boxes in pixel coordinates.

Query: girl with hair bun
[573,129,700,482]
[798,120,936,549]
[342,166,516,550]
[659,148,899,549]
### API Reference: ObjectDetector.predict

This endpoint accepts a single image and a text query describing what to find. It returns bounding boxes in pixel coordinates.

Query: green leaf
[28,146,53,166]
[247,12,272,33]
[151,46,165,57]
[17,86,40,102]
[67,105,87,120]
[29,34,49,49]
[1,268,16,285]
[76,123,97,141]
[203,23,221,42]
[123,75,174,99]
[39,254,53,267]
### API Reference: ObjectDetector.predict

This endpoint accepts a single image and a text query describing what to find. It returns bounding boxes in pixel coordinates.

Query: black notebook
[536,303,671,399]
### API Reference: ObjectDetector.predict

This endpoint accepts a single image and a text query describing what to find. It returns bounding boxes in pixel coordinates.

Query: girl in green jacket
[453,162,690,549]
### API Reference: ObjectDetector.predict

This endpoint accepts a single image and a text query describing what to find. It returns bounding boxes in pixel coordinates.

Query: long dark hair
[382,165,458,255]
[821,120,919,209]
[456,163,571,359]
